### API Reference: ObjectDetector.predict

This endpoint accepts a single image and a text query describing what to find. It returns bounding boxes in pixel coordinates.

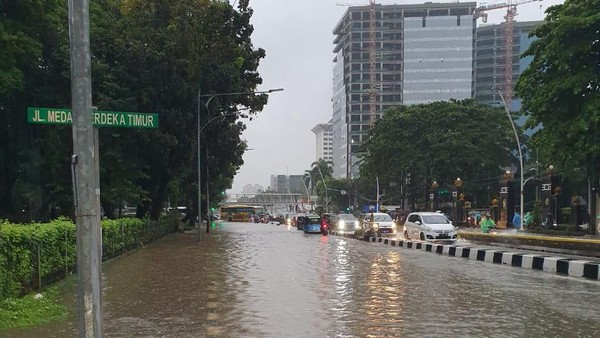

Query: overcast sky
[228,0,564,194]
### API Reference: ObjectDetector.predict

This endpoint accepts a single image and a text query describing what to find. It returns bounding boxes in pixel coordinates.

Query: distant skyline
[228,0,563,194]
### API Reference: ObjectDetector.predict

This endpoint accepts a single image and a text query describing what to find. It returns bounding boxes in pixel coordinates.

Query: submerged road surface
[4,222,599,337]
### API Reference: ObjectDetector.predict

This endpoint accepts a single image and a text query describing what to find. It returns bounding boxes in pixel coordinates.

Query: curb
[331,232,600,281]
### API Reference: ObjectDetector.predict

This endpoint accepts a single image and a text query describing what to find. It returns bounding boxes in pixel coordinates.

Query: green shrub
[0,215,177,301]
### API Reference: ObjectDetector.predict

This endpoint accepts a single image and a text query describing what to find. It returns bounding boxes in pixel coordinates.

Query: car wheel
[419,232,425,241]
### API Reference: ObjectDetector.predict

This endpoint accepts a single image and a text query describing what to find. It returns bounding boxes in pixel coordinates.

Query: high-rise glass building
[474,21,543,113]
[332,2,478,179]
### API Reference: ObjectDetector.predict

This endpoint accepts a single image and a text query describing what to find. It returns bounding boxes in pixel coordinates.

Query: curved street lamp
[497,90,525,231]
[197,88,284,238]
[317,166,329,213]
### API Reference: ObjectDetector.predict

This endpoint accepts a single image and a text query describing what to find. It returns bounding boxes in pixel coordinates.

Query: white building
[311,121,333,163]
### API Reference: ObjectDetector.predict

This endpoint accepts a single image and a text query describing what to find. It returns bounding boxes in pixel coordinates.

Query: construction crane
[473,0,543,109]
[337,1,378,130]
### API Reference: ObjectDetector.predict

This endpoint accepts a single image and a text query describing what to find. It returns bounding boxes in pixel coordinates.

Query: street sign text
[27,107,158,128]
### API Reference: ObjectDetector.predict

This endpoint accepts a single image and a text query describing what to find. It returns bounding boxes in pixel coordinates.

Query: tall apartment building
[332,2,477,178]
[270,175,287,193]
[270,174,305,194]
[311,120,333,163]
[474,21,543,112]
[288,175,306,194]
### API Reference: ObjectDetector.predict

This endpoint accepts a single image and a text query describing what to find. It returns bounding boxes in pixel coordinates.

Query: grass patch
[0,287,67,329]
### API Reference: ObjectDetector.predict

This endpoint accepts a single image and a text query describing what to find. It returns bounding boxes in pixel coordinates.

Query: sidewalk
[458,227,600,258]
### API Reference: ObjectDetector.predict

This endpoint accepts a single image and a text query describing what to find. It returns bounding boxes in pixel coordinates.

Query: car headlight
[339,220,346,229]
[424,226,432,232]
[391,223,397,230]
[372,223,379,230]
[354,220,360,229]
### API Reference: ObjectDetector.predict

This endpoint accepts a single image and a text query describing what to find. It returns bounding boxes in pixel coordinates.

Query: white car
[361,212,397,239]
[404,212,458,242]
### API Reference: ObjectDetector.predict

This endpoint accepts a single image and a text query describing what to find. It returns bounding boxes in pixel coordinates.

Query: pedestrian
[480,213,495,233]
[512,211,521,230]
[524,211,533,228]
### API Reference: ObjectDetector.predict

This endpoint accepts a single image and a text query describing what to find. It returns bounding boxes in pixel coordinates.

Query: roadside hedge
[0,215,177,301]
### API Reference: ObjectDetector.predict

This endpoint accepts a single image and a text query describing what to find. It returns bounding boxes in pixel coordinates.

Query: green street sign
[27,107,159,128]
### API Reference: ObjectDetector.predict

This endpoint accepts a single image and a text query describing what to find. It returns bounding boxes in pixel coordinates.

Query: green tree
[0,0,71,221]
[359,100,521,209]
[516,0,599,234]
[113,0,266,219]
[0,0,267,222]
[305,159,333,211]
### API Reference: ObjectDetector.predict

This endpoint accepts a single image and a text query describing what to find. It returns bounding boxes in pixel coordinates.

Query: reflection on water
[2,223,599,338]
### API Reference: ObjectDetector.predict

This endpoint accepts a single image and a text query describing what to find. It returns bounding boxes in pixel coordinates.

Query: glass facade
[332,2,478,179]
[474,21,543,112]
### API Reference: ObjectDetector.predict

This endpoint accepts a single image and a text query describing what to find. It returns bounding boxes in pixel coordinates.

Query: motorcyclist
[480,214,495,233]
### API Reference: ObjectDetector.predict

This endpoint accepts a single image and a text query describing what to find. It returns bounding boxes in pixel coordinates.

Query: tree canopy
[358,100,523,208]
[0,0,267,222]
[516,0,600,179]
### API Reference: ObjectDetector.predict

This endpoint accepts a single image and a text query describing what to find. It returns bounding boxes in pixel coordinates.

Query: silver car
[404,212,458,242]
[333,213,360,234]
[361,212,397,239]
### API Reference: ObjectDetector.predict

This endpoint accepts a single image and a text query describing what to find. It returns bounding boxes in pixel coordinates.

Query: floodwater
[3,222,599,337]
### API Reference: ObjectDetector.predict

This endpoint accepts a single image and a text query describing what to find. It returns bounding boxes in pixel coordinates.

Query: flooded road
[3,222,599,337]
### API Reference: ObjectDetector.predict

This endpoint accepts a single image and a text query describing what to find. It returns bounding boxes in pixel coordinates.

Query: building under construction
[331,2,545,179]
[474,20,544,111]
[331,2,478,179]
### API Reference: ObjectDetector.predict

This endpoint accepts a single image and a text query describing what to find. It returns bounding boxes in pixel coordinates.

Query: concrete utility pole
[68,0,103,336]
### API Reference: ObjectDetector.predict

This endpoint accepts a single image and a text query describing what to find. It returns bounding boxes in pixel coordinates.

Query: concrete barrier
[333,232,600,281]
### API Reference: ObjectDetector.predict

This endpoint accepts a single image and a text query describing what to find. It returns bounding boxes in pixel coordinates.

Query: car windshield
[422,215,451,224]
[338,214,355,220]
[374,214,392,221]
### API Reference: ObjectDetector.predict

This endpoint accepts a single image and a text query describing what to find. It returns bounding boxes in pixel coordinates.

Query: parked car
[333,213,359,234]
[360,212,397,239]
[403,212,458,242]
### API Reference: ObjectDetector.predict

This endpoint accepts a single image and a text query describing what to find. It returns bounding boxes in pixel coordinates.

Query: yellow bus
[220,205,263,222]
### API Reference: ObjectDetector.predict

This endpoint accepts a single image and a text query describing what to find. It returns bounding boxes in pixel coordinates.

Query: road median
[458,231,600,258]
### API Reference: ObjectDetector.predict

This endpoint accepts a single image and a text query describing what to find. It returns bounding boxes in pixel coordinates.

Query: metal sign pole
[68,0,103,336]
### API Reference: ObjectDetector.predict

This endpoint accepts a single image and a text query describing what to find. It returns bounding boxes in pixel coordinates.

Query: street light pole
[317,166,328,212]
[197,88,283,238]
[197,88,202,240]
[376,177,386,212]
[498,91,524,231]
[341,190,351,210]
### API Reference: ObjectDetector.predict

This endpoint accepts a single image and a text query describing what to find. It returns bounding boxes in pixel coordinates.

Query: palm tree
[307,159,333,210]
[310,159,333,183]
[303,171,313,195]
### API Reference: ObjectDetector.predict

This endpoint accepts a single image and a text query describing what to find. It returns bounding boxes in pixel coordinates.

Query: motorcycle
[320,219,329,236]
